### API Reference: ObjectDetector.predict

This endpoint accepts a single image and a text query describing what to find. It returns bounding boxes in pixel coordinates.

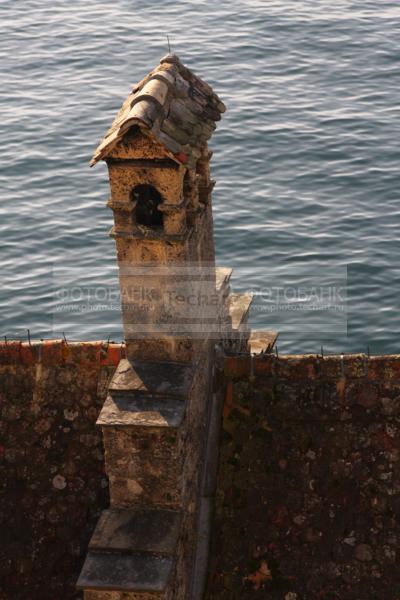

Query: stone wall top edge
[0,340,125,367]
[224,353,400,380]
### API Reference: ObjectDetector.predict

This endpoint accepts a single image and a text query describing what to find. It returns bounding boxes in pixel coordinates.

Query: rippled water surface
[1,1,400,352]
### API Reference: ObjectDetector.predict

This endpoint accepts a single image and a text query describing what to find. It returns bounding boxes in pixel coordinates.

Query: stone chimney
[77,55,254,600]
[91,53,226,364]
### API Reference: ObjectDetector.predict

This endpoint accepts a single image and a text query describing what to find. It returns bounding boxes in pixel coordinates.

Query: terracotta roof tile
[91,54,226,168]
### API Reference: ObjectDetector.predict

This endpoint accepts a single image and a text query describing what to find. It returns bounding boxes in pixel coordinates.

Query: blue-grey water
[1,1,400,353]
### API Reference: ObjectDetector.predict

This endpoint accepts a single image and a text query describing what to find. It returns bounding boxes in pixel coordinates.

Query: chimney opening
[131,184,163,229]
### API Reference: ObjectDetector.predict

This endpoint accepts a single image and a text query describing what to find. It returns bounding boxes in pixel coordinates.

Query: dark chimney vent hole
[131,184,163,229]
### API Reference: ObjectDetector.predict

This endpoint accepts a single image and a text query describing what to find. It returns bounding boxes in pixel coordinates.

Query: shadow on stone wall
[0,341,123,600]
[206,354,400,600]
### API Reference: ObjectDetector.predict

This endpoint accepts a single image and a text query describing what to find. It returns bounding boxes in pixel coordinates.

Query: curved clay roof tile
[91,55,226,168]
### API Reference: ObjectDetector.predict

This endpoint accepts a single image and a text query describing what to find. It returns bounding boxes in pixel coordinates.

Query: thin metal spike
[63,332,68,345]
[27,329,31,346]
[275,345,278,358]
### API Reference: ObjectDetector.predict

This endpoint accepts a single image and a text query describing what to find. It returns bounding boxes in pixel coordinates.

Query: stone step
[89,507,181,555]
[224,292,253,333]
[215,266,232,300]
[98,399,184,508]
[249,330,278,354]
[109,359,194,399]
[77,508,181,596]
[97,370,189,510]
[98,360,203,511]
[77,552,171,595]
[221,293,253,354]
[97,393,186,430]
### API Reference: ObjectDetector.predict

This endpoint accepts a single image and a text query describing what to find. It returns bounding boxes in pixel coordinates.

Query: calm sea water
[1,1,400,353]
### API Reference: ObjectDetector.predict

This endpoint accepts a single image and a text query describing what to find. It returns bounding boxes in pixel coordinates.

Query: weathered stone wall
[0,341,123,600]
[206,354,400,600]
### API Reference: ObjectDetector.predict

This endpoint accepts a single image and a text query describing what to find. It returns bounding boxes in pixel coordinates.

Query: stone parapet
[222,352,400,381]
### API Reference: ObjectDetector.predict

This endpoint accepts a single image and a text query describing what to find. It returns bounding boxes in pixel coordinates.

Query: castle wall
[4,345,399,599]
[0,341,123,600]
[206,354,400,600]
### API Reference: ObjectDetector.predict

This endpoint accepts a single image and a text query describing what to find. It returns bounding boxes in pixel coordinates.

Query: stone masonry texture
[206,354,400,600]
[0,340,123,600]
[3,345,400,600]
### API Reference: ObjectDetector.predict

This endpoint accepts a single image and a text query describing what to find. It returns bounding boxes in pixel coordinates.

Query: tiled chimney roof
[91,54,226,168]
